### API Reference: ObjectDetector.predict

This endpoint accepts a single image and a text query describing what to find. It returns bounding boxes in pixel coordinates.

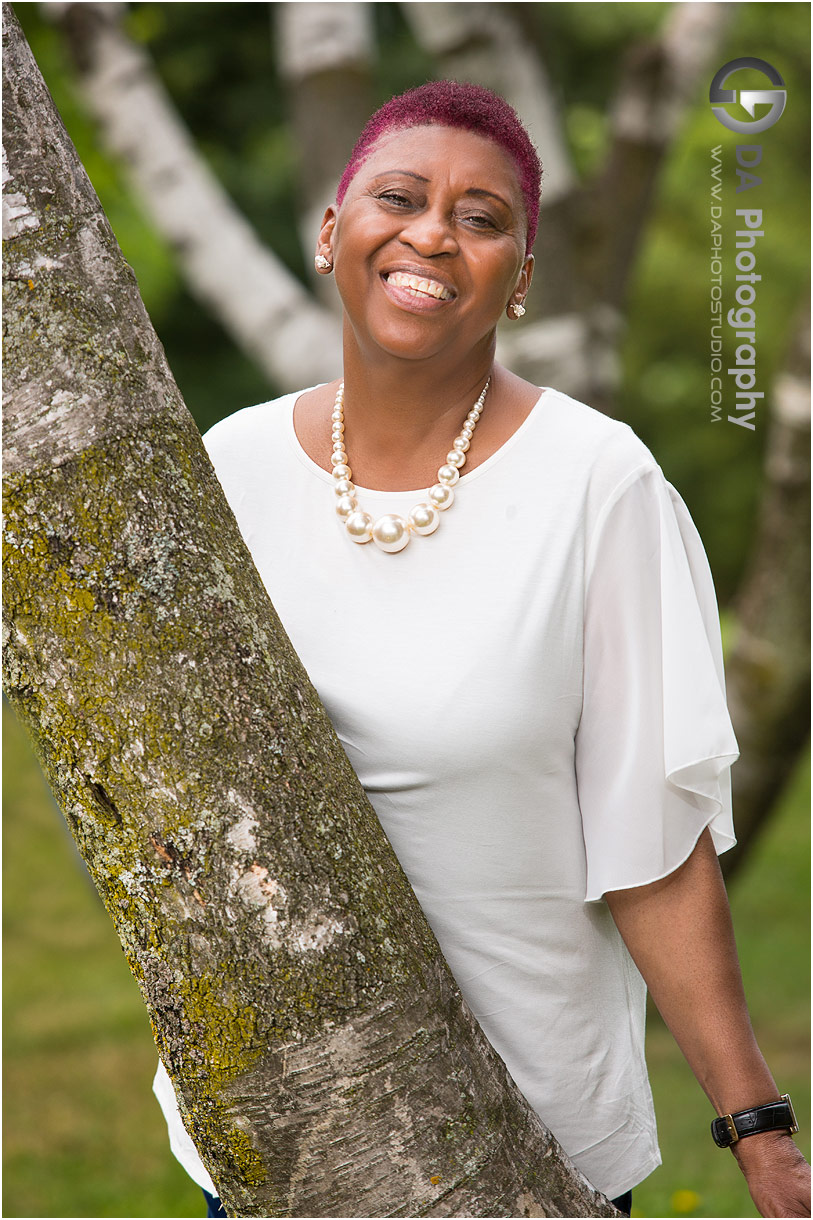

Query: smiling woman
[150,81,810,1218]
[304,122,536,553]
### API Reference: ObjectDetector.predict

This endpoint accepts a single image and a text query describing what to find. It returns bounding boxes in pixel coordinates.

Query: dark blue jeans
[613,1189,633,1216]
[203,1187,633,1216]
[202,1189,228,1218]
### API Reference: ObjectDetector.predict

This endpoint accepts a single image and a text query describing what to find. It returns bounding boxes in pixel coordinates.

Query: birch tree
[722,309,811,875]
[274,1,375,293]
[2,8,617,1216]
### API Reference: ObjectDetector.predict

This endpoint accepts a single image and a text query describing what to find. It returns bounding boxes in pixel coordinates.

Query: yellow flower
[670,1188,701,1214]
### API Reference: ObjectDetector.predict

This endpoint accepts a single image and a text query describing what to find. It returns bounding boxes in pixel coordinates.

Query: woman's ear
[517,254,534,299]
[316,206,337,265]
[506,256,534,319]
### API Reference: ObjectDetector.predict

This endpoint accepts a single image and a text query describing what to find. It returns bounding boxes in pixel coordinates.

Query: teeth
[387,272,452,300]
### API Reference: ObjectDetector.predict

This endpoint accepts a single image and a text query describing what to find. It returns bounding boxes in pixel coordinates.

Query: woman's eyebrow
[371,170,429,183]
[465,187,512,210]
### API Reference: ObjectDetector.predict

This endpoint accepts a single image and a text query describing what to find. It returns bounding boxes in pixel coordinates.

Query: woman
[154,82,809,1217]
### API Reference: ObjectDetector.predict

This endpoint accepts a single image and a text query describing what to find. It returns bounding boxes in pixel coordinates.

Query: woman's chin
[351,321,455,364]
[349,316,496,367]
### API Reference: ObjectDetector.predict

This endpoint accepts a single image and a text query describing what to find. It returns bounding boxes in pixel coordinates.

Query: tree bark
[51,0,341,390]
[2,8,617,1217]
[722,307,811,877]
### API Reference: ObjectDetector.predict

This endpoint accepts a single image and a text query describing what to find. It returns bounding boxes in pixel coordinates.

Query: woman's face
[321,125,534,365]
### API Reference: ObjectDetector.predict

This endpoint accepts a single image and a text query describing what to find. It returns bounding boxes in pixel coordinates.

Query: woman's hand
[733,1130,811,1217]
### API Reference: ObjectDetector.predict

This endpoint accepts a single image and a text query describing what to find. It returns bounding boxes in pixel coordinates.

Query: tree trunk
[722,307,811,877]
[584,1,736,313]
[2,8,616,1217]
[275,1,375,301]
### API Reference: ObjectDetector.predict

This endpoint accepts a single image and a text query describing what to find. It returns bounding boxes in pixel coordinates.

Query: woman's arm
[605,829,810,1218]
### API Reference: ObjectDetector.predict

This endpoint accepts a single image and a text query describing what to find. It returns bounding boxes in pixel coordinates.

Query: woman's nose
[398,208,458,256]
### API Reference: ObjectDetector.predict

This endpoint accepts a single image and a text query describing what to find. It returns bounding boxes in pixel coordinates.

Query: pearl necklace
[330,379,490,552]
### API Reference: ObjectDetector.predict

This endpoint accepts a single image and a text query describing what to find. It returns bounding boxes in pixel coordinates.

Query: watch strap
[711,1094,799,1148]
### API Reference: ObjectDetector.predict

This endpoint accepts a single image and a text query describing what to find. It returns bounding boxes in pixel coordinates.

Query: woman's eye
[378,191,413,207]
[461,212,498,229]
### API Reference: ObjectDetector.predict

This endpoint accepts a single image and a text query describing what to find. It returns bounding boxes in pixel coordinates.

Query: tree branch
[402,2,610,402]
[401,2,576,205]
[52,0,341,390]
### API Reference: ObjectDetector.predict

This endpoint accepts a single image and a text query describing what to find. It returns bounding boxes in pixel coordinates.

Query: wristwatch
[711,1094,799,1148]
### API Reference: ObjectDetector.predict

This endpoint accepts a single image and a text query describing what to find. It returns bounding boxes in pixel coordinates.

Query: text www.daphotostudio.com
[707,56,787,429]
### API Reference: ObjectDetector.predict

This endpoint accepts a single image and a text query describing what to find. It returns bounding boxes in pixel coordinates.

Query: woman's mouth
[383,271,454,301]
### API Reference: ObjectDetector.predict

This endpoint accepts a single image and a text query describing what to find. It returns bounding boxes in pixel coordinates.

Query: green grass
[3,701,810,1217]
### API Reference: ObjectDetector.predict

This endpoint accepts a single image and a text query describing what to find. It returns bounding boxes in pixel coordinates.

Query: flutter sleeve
[575,464,738,902]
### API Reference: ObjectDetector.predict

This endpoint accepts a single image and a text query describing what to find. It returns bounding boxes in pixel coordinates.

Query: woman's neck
[339,338,496,457]
[291,345,541,493]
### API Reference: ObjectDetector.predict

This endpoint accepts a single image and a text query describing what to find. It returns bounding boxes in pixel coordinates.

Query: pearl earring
[315,254,333,271]
[509,301,526,319]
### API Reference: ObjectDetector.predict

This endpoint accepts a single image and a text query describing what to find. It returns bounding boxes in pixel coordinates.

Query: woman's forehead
[347,125,523,199]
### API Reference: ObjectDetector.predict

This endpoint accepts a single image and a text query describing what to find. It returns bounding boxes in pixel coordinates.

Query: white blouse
[154,386,738,1201]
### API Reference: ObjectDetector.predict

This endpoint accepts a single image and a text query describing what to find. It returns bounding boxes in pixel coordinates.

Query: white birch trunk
[275,2,375,305]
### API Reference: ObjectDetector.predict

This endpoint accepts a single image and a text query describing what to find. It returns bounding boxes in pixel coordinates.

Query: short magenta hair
[336,81,542,254]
